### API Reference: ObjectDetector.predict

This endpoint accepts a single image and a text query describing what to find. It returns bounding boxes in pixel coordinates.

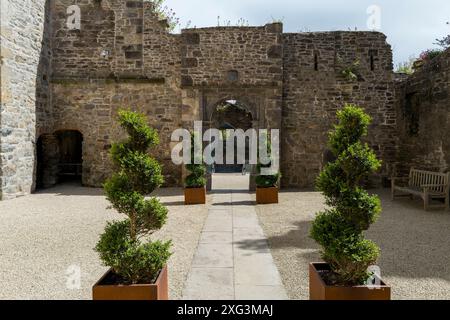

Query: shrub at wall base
[184,133,207,205]
[309,105,391,300]
[93,110,171,300]
[256,138,280,204]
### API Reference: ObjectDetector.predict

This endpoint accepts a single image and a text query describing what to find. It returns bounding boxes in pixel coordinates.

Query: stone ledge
[51,77,166,85]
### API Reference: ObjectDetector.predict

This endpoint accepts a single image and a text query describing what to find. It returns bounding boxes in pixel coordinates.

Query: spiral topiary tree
[185,133,206,188]
[256,133,280,188]
[310,104,382,286]
[95,110,171,285]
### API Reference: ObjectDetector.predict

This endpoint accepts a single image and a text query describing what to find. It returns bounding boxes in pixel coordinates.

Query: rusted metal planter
[256,187,279,204]
[309,263,391,300]
[184,187,206,205]
[93,266,168,301]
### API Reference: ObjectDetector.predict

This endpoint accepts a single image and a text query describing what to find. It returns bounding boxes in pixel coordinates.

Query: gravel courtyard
[256,189,450,300]
[1,183,449,300]
[0,183,208,300]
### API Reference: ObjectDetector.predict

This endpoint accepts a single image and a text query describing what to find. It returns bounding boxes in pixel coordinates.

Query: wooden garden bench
[391,169,449,211]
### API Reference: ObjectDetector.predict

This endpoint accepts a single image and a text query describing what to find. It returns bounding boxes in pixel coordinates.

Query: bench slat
[392,168,449,211]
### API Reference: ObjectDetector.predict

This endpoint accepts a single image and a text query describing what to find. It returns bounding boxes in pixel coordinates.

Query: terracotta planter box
[184,187,206,205]
[92,266,168,300]
[309,263,391,300]
[256,187,279,204]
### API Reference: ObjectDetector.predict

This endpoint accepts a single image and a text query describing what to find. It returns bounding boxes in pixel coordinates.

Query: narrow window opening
[314,53,319,71]
[369,49,377,71]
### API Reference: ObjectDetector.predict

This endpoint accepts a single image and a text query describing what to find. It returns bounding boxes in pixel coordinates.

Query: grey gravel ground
[2,182,449,300]
[255,188,450,300]
[0,183,208,300]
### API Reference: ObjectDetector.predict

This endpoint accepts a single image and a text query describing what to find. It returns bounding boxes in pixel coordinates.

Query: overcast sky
[164,0,450,67]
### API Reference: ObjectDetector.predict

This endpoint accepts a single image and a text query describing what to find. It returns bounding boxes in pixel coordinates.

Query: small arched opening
[35,130,83,190]
[55,130,83,184]
[209,99,253,191]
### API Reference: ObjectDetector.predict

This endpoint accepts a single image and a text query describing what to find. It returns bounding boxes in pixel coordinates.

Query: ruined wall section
[395,48,450,175]
[180,23,283,88]
[179,23,284,140]
[282,32,397,187]
[50,0,182,187]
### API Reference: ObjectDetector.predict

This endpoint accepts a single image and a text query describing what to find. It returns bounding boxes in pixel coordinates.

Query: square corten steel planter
[256,187,279,204]
[184,187,206,205]
[92,266,168,300]
[309,263,391,300]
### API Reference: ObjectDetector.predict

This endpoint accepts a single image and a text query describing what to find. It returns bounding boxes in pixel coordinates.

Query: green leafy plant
[419,49,443,61]
[310,104,382,286]
[396,56,415,75]
[96,110,171,285]
[341,59,360,82]
[145,0,180,32]
[256,134,281,188]
[185,133,206,188]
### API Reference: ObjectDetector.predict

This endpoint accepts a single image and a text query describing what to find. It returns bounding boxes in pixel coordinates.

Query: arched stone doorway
[180,86,282,191]
[208,99,254,191]
[55,130,83,184]
[35,130,83,189]
[211,100,253,173]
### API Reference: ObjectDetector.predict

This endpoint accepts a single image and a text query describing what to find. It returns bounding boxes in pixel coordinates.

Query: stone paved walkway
[183,174,287,300]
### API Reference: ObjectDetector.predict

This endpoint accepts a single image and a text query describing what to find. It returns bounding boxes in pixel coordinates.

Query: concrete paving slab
[183,177,287,300]
[203,215,233,232]
[184,267,234,300]
[192,243,233,268]
[200,231,233,244]
[235,285,288,300]
[234,255,284,286]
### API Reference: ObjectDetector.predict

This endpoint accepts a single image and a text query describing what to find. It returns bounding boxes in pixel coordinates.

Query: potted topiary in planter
[309,104,391,300]
[256,136,281,204]
[93,110,171,300]
[184,133,206,205]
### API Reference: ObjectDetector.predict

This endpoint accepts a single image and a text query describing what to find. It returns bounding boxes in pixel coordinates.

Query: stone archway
[54,130,83,184]
[35,130,83,190]
[210,99,254,173]
[180,87,282,190]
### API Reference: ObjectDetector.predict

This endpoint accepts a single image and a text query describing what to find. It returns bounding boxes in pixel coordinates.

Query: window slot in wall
[369,49,377,71]
[314,52,319,71]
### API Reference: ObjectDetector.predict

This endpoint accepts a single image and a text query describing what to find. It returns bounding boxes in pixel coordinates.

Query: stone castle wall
[282,32,398,187]
[3,0,439,199]
[395,48,450,176]
[179,23,284,151]
[0,0,51,200]
[49,0,183,187]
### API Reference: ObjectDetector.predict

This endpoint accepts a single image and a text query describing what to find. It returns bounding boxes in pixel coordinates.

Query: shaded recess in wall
[404,92,420,137]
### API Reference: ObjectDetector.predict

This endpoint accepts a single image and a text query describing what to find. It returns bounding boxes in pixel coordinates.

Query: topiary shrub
[255,165,280,188]
[255,133,281,188]
[96,110,171,285]
[310,104,382,286]
[185,133,206,188]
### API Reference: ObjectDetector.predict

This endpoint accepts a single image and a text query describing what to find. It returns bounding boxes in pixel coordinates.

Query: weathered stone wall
[395,48,450,175]
[2,1,419,198]
[180,23,283,88]
[180,23,284,139]
[51,81,182,186]
[0,0,51,200]
[47,0,182,187]
[281,32,397,188]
